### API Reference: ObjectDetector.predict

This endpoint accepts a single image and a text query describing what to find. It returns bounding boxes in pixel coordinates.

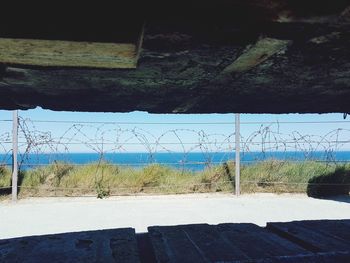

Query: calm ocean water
[1,151,350,170]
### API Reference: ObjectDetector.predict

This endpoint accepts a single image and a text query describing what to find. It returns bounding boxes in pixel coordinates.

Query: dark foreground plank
[267,220,350,253]
[0,228,140,263]
[148,223,310,263]
[292,220,350,243]
[254,251,350,263]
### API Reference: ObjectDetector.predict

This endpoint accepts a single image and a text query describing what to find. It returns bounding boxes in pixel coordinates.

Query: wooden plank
[0,38,139,69]
[174,224,250,262]
[148,224,211,263]
[222,38,291,74]
[292,220,350,243]
[252,251,350,263]
[148,223,309,262]
[267,220,350,253]
[217,223,309,260]
[0,228,140,263]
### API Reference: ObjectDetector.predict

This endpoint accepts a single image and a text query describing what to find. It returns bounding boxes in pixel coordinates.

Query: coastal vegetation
[0,160,349,199]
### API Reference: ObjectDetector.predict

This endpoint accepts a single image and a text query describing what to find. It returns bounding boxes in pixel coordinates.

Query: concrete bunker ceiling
[0,1,349,113]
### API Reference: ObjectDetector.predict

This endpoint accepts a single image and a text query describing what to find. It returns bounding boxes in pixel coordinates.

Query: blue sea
[1,151,350,170]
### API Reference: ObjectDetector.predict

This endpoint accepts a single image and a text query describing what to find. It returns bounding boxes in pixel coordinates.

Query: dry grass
[240,160,340,193]
[0,165,12,200]
[0,165,11,188]
[0,160,348,199]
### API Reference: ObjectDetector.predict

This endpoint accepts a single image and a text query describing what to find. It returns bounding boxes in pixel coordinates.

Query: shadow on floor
[320,195,350,204]
[1,219,350,262]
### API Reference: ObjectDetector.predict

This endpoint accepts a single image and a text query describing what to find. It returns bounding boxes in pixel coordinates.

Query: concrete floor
[0,193,349,239]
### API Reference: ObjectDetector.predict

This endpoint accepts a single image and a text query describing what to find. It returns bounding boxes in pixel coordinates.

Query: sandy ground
[0,193,349,239]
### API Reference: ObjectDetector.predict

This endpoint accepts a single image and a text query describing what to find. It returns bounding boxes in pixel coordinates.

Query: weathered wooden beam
[222,38,291,74]
[148,224,309,262]
[0,39,139,69]
[0,4,145,69]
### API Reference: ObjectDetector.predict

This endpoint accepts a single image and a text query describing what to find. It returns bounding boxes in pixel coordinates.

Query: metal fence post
[12,110,19,202]
[235,114,240,196]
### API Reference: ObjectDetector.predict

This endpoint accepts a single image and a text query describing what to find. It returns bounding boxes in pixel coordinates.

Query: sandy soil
[0,193,349,239]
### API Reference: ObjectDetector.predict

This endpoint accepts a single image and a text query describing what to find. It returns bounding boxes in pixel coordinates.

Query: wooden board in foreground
[148,223,310,262]
[0,228,140,263]
[267,220,350,253]
[0,38,139,69]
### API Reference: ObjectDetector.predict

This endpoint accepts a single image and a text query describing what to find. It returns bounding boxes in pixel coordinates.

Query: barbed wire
[1,116,350,198]
[1,117,350,168]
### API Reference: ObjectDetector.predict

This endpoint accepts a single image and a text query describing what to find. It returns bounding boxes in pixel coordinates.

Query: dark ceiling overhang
[0,1,349,113]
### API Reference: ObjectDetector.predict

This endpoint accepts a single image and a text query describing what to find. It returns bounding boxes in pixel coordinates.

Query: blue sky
[1,108,350,153]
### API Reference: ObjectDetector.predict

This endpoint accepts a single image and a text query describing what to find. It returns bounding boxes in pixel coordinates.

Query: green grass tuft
[0,160,349,199]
